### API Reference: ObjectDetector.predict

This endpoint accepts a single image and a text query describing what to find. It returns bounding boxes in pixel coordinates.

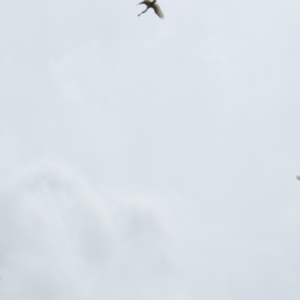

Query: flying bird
[296,175,300,181]
[137,0,164,19]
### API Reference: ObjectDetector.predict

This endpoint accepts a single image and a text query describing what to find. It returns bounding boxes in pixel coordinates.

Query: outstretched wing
[137,0,152,5]
[153,3,164,19]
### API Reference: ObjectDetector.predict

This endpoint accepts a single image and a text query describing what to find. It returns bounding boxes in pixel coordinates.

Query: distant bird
[296,175,300,181]
[137,0,164,19]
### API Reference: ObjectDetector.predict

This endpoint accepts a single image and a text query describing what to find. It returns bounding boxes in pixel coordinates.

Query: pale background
[1,0,300,299]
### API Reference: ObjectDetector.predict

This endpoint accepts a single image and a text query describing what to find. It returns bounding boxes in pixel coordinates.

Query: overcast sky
[1,0,300,299]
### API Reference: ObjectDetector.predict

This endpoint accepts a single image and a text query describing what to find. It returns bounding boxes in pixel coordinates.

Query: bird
[296,175,300,181]
[137,0,164,19]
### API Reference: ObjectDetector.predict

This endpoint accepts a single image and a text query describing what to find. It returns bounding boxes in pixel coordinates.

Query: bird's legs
[138,7,149,17]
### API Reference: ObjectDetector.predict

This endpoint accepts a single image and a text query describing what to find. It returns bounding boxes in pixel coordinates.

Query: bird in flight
[137,0,164,19]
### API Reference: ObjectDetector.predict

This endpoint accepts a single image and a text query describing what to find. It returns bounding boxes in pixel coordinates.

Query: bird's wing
[153,3,164,19]
[137,0,152,4]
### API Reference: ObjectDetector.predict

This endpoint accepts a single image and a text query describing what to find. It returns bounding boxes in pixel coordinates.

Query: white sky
[1,0,300,299]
